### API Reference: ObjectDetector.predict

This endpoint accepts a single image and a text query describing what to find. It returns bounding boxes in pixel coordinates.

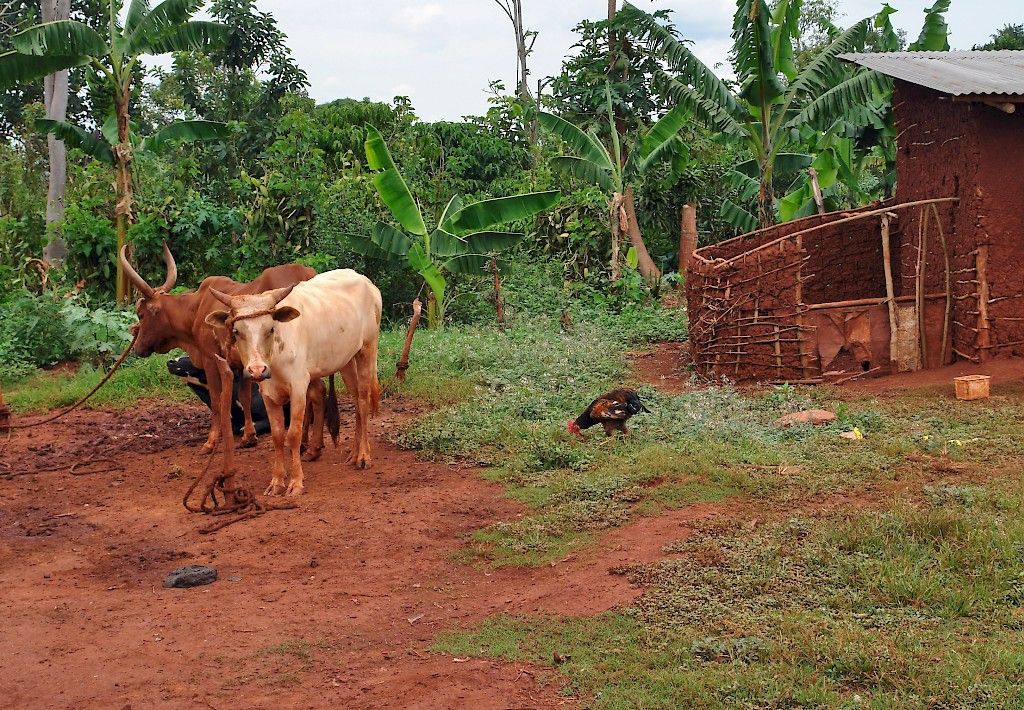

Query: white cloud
[398,2,443,29]
[246,0,1022,120]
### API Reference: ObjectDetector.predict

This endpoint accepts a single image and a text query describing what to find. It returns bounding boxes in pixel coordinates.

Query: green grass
[10,304,1024,705]
[389,316,1024,567]
[436,485,1024,708]
[5,354,193,413]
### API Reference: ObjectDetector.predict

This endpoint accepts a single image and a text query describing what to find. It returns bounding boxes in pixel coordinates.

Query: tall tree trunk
[609,192,625,281]
[679,203,698,277]
[41,0,71,263]
[114,86,135,305]
[495,0,536,140]
[623,185,661,283]
[757,161,774,229]
[512,0,531,103]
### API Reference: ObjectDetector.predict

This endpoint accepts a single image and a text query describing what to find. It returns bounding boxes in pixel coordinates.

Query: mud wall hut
[685,51,1024,382]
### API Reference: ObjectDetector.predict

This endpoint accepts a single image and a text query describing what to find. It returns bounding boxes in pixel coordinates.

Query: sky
[250,1,1021,120]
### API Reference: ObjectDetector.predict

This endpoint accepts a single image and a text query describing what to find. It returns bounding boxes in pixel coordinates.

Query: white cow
[206,269,382,496]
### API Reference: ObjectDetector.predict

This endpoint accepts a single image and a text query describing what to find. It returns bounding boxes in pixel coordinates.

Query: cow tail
[325,374,340,447]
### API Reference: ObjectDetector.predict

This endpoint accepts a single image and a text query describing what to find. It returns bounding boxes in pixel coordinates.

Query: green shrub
[0,292,135,382]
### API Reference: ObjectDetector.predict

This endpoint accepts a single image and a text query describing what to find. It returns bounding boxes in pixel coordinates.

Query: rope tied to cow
[219,306,280,349]
[0,330,141,471]
[1,329,140,433]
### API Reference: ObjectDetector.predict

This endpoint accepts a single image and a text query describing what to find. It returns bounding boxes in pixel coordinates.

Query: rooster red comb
[567,420,581,435]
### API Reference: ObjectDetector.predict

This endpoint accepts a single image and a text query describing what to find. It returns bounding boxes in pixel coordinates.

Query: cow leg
[284,380,309,496]
[201,366,224,454]
[264,394,288,497]
[302,379,326,462]
[339,363,362,466]
[351,340,378,469]
[237,379,258,448]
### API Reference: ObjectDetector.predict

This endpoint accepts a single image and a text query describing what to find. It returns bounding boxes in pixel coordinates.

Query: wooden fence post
[679,203,698,277]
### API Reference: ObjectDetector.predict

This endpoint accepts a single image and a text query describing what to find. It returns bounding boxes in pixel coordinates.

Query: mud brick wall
[802,216,886,304]
[975,102,1024,356]
[705,210,863,261]
[894,81,977,361]
[894,81,1024,360]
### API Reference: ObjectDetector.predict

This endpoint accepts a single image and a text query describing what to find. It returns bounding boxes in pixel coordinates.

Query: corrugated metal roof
[839,51,1024,96]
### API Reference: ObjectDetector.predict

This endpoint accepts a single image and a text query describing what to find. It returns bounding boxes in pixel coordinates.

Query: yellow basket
[954,375,991,401]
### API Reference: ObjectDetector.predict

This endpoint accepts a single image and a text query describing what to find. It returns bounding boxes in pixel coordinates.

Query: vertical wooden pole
[880,214,899,371]
[395,298,423,382]
[795,235,811,379]
[977,245,991,362]
[931,203,952,366]
[915,206,929,368]
[679,203,698,276]
[491,257,504,326]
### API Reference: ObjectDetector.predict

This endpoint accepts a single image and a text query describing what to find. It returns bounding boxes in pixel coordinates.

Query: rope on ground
[1,330,140,432]
[3,454,123,479]
[181,439,297,534]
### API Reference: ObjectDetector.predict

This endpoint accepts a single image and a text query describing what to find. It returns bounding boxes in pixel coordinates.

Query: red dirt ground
[628,341,692,393]
[0,395,723,709]
[845,356,1024,395]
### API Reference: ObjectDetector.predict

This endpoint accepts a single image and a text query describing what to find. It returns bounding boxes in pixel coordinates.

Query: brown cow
[119,245,331,458]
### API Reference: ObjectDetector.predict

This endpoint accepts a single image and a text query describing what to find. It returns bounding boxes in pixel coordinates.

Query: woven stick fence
[687,197,960,382]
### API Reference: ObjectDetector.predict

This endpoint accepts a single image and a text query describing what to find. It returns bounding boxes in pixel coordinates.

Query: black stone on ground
[163,565,218,588]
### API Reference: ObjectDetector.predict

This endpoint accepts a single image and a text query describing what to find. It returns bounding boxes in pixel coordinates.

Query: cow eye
[269,326,275,335]
[232,328,240,338]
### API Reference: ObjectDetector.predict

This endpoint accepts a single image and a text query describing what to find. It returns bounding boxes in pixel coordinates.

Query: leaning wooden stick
[395,298,422,383]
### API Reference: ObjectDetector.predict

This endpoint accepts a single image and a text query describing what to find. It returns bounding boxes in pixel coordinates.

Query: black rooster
[567,388,650,438]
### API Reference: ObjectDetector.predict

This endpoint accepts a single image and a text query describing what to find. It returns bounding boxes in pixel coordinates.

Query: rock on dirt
[163,565,218,588]
[776,409,837,427]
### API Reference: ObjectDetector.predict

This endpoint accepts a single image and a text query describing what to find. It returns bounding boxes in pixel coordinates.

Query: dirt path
[6,343,989,708]
[0,394,723,709]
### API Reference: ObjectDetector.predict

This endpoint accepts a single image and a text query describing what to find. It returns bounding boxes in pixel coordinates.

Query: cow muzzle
[247,363,270,381]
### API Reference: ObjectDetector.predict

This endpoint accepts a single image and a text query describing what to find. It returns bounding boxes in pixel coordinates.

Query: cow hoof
[264,482,286,497]
[302,449,322,462]
[238,435,258,449]
[285,483,305,497]
[354,458,371,470]
[200,443,216,455]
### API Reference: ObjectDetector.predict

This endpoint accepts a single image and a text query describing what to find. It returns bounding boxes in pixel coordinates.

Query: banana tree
[346,125,559,328]
[0,0,227,303]
[36,113,228,165]
[625,0,884,230]
[777,0,952,219]
[538,83,689,281]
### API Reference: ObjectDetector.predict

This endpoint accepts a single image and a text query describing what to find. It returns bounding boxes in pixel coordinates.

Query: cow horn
[210,288,233,307]
[118,245,155,299]
[158,241,177,292]
[269,284,296,306]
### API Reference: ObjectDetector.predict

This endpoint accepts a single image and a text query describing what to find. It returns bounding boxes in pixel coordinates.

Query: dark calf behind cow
[120,245,333,455]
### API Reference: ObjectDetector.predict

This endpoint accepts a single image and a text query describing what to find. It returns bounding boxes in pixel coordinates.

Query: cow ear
[205,310,230,329]
[273,306,301,322]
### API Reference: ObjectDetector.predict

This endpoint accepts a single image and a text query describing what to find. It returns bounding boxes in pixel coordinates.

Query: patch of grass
[394,319,1024,566]
[5,354,193,413]
[261,638,315,665]
[254,638,322,688]
[437,485,1024,707]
